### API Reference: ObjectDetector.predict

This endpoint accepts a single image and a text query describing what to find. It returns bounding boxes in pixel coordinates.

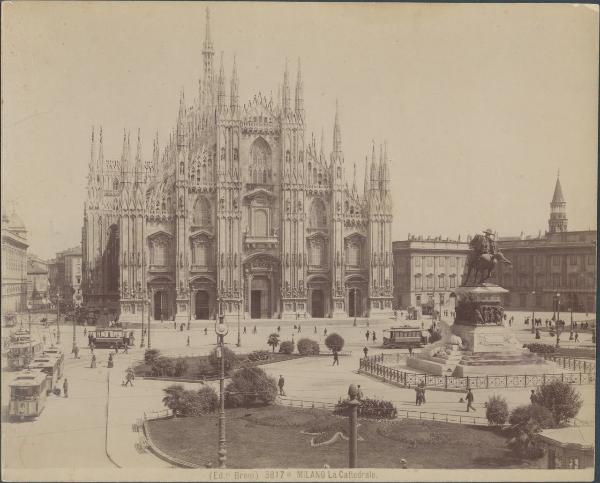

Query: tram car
[43,346,65,376]
[88,327,131,349]
[7,331,44,370]
[8,370,50,420]
[382,326,427,349]
[28,355,64,393]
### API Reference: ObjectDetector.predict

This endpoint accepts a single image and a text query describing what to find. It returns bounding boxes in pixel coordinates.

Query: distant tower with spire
[548,171,567,233]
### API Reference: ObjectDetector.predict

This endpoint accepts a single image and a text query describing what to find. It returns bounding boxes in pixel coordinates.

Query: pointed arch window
[309,199,328,228]
[249,137,272,183]
[193,197,211,227]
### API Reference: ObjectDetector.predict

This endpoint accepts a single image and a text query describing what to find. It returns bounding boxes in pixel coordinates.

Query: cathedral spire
[370,141,378,191]
[282,58,291,115]
[320,127,325,161]
[89,126,96,172]
[333,99,342,153]
[230,54,239,110]
[363,155,369,195]
[177,89,186,149]
[135,129,143,170]
[202,7,215,111]
[294,57,304,118]
[217,52,226,111]
[203,6,213,54]
[352,161,357,192]
[98,126,104,170]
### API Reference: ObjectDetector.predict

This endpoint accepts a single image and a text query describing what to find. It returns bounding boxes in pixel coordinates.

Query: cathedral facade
[81,10,394,323]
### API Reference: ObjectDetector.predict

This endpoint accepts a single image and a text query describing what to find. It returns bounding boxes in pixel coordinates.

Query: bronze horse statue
[463,234,512,285]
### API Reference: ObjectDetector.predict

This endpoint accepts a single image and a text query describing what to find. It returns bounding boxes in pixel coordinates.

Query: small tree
[162,384,186,417]
[486,395,509,426]
[225,366,278,408]
[267,333,280,352]
[152,357,175,377]
[174,358,188,377]
[208,346,238,373]
[297,338,320,355]
[534,381,583,426]
[196,386,219,413]
[279,340,295,354]
[325,333,345,352]
[144,348,161,364]
[508,404,554,459]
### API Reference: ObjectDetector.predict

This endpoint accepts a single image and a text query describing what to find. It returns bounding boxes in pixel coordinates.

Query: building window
[416,294,421,306]
[535,255,543,266]
[449,275,456,288]
[151,240,168,266]
[439,258,445,267]
[414,257,421,267]
[415,275,422,290]
[569,255,577,266]
[253,209,268,237]
[439,293,445,305]
[346,241,361,266]
[426,275,433,289]
[192,240,209,266]
[552,256,560,266]
[426,257,433,267]
[438,275,445,288]
[450,258,456,267]
[308,199,327,228]
[249,137,272,183]
[587,255,595,265]
[309,238,326,267]
[193,197,211,227]
[536,294,543,307]
[519,294,526,306]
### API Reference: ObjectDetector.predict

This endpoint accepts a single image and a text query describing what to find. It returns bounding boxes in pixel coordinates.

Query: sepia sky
[2,2,598,260]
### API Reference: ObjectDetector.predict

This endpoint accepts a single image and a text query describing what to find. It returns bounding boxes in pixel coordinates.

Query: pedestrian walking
[575,331,579,342]
[357,385,364,400]
[372,332,377,343]
[63,378,69,398]
[187,336,190,346]
[278,375,285,396]
[124,343,129,354]
[174,321,177,330]
[253,325,257,334]
[530,389,537,405]
[324,328,328,336]
[365,330,370,341]
[277,325,281,333]
[108,353,114,368]
[408,346,413,356]
[243,326,247,334]
[314,326,317,334]
[90,354,97,368]
[419,381,426,404]
[569,331,574,340]
[466,388,475,412]
[73,346,80,359]
[204,327,208,335]
[415,386,422,406]
[298,325,301,333]
[84,328,87,336]
[124,369,135,387]
[363,346,369,359]
[332,349,339,366]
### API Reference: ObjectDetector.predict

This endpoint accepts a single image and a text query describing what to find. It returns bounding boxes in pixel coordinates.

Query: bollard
[347,384,361,468]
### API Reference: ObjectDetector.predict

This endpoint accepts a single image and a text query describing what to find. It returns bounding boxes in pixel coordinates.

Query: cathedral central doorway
[311,290,324,318]
[195,291,210,319]
[154,291,167,320]
[251,290,262,319]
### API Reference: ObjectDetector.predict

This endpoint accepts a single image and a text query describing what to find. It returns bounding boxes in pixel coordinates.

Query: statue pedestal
[408,284,554,378]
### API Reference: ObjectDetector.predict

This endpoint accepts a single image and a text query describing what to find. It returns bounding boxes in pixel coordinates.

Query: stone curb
[142,418,204,469]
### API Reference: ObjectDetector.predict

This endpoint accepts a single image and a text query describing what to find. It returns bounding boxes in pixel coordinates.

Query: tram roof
[10,370,47,386]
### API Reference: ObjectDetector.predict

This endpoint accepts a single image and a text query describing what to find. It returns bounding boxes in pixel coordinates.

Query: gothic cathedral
[81,9,394,323]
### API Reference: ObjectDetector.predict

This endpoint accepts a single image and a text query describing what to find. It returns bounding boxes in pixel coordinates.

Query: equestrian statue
[463,229,512,285]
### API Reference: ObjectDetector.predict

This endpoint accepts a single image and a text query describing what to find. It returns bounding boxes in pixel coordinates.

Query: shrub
[267,333,280,352]
[297,338,320,356]
[144,348,161,364]
[533,381,583,426]
[174,358,188,377]
[225,366,278,408]
[428,328,442,344]
[247,350,271,362]
[152,357,175,377]
[507,404,554,460]
[196,385,219,413]
[162,384,186,416]
[324,333,345,352]
[208,346,238,373]
[196,361,214,378]
[334,397,397,419]
[523,343,556,354]
[279,340,295,354]
[485,395,509,426]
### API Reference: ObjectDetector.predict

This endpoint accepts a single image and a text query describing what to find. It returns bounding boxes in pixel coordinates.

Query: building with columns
[1,204,29,319]
[27,254,50,309]
[493,175,596,312]
[81,9,394,323]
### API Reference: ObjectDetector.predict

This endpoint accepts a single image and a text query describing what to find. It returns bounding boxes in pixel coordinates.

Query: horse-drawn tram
[8,370,50,420]
[382,325,427,349]
[28,355,64,394]
[88,327,131,349]
[7,331,44,370]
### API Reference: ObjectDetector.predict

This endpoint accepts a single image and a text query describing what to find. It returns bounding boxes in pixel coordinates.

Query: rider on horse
[464,229,512,285]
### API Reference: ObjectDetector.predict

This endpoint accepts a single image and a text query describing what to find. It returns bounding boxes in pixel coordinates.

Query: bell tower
[548,172,567,234]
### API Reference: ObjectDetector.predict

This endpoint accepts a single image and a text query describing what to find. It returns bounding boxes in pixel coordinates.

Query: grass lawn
[147,405,543,469]
[554,347,596,359]
[135,353,301,379]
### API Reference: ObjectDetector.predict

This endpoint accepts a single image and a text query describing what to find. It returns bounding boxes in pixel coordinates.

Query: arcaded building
[81,9,394,323]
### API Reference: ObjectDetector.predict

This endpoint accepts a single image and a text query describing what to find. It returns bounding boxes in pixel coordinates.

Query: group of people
[414,382,426,405]
[364,330,377,343]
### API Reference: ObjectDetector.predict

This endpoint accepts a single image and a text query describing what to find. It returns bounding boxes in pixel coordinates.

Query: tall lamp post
[346,384,360,468]
[554,292,561,347]
[147,294,152,349]
[236,298,241,347]
[56,295,62,345]
[531,291,536,334]
[215,312,228,468]
[140,290,145,348]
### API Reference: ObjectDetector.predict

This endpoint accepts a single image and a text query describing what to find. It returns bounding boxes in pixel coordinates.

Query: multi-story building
[27,254,50,309]
[393,236,469,314]
[493,175,596,312]
[53,246,83,306]
[81,8,394,323]
[1,205,29,318]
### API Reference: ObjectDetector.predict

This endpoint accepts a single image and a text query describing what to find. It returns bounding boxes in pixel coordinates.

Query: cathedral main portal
[244,254,279,319]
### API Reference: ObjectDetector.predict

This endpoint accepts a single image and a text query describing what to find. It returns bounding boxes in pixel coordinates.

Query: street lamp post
[570,294,574,329]
[140,291,145,348]
[346,384,360,468]
[147,295,152,349]
[531,291,536,334]
[236,298,241,347]
[215,313,228,468]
